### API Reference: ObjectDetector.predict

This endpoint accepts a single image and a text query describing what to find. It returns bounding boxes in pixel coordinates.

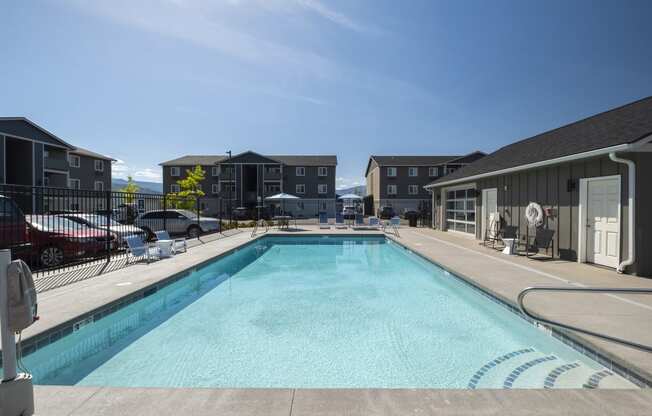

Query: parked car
[57,213,146,247]
[341,206,356,220]
[25,215,116,268]
[378,206,395,219]
[134,209,220,239]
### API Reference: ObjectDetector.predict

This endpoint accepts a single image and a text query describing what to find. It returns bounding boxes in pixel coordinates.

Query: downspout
[609,152,635,274]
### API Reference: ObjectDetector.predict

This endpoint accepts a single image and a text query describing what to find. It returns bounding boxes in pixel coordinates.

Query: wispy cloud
[113,159,162,182]
[336,176,365,190]
[293,0,379,34]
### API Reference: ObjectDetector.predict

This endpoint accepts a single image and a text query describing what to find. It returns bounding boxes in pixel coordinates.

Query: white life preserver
[525,202,544,227]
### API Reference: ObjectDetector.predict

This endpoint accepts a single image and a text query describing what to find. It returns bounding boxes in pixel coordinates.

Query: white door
[586,177,620,268]
[482,188,498,239]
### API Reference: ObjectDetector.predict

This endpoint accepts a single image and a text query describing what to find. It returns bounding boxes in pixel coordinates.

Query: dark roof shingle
[427,96,652,187]
[160,154,337,166]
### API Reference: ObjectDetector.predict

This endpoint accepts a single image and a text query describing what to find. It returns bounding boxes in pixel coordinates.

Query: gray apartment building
[160,151,337,218]
[0,118,113,194]
[364,152,485,215]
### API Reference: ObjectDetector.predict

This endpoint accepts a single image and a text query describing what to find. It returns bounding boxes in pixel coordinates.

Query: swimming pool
[16,236,638,388]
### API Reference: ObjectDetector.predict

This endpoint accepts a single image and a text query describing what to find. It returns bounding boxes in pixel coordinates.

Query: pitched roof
[0,117,75,149]
[427,96,652,188]
[365,154,480,177]
[70,146,115,161]
[159,153,337,166]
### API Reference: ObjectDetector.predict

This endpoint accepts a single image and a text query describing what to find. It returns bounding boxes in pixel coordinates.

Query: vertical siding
[33,142,44,186]
[456,154,650,275]
[0,135,4,184]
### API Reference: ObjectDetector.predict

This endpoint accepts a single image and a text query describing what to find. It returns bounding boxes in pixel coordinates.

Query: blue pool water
[20,236,634,388]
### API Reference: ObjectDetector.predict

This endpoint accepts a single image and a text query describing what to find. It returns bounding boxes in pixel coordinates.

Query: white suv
[134,209,219,239]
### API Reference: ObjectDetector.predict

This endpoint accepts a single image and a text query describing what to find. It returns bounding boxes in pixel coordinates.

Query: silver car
[57,213,146,246]
[134,209,220,238]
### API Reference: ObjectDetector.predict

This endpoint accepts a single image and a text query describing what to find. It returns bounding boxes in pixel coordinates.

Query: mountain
[336,185,366,196]
[112,179,163,194]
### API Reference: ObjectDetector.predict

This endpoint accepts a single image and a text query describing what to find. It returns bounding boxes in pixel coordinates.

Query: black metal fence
[0,184,222,275]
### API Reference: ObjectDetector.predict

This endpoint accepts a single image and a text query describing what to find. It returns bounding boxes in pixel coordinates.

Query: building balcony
[44,157,70,172]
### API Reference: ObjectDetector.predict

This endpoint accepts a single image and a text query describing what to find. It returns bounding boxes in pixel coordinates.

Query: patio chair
[383,216,401,237]
[521,228,555,259]
[125,235,161,264]
[335,213,347,229]
[368,216,382,229]
[482,212,502,248]
[352,213,365,229]
[319,212,330,229]
[154,230,187,254]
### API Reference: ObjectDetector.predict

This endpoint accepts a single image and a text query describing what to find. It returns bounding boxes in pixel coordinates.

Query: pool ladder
[517,286,652,353]
[251,219,269,238]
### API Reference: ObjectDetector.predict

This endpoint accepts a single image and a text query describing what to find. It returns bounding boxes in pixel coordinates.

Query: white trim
[296,184,305,194]
[318,166,328,176]
[424,139,652,189]
[609,153,636,273]
[170,166,180,177]
[296,166,305,176]
[68,154,81,168]
[578,175,621,267]
[68,178,81,189]
[408,167,418,177]
[170,184,180,193]
[387,167,397,177]
[94,159,104,172]
[408,184,419,195]
[94,180,105,191]
[211,183,219,194]
[387,184,397,195]
[318,183,328,195]
[211,166,220,176]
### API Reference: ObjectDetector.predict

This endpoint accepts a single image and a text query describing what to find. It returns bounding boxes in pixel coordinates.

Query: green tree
[121,176,140,203]
[168,165,206,210]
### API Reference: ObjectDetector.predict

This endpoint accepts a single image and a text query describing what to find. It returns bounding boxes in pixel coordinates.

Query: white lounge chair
[335,213,347,229]
[319,212,330,229]
[368,216,382,229]
[155,230,187,254]
[125,235,161,264]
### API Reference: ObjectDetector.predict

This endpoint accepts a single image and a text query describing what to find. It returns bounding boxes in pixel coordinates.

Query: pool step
[468,349,637,389]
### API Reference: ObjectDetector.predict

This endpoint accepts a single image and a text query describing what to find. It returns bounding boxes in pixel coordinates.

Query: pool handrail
[517,286,652,353]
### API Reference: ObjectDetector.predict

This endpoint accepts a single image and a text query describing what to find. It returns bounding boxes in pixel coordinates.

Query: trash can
[408,212,418,227]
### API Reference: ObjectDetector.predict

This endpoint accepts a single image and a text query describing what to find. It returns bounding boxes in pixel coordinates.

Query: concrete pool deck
[17,225,652,414]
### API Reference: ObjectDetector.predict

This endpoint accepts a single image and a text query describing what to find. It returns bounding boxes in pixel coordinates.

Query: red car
[24,215,117,268]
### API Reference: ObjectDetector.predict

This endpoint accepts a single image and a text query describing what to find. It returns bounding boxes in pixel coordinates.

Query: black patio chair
[521,228,555,259]
[493,225,519,250]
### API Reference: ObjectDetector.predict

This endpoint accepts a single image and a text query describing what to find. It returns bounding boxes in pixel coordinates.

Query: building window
[265,183,281,194]
[94,181,104,191]
[170,184,180,193]
[387,167,397,177]
[296,184,305,194]
[69,178,81,189]
[318,167,328,176]
[212,184,219,194]
[429,167,439,177]
[171,167,181,177]
[296,167,305,176]
[266,165,281,174]
[94,160,104,172]
[318,184,328,194]
[408,167,418,177]
[408,185,419,195]
[212,166,220,176]
[69,154,80,168]
[221,182,237,197]
[387,184,397,195]
[445,187,476,235]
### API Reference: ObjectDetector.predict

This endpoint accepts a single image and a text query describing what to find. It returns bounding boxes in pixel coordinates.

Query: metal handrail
[517,286,652,353]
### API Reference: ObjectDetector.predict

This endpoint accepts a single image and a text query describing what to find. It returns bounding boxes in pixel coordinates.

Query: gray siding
[0,119,71,148]
[0,135,4,184]
[34,142,44,187]
[434,153,652,276]
[285,165,335,199]
[68,154,111,190]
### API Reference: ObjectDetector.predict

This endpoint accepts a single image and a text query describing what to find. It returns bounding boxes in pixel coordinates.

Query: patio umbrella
[265,192,300,215]
[338,193,363,200]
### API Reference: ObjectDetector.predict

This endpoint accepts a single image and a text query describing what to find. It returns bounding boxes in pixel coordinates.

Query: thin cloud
[294,0,379,34]
[112,159,162,182]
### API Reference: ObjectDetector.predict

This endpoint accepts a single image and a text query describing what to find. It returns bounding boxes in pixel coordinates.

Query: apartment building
[0,117,113,190]
[160,151,337,217]
[364,152,485,215]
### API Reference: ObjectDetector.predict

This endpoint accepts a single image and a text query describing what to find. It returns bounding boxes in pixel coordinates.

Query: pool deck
[17,226,652,414]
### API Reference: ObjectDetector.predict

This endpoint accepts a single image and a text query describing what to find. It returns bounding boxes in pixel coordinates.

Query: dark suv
[378,206,395,220]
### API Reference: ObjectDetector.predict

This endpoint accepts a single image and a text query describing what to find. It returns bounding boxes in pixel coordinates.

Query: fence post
[105,190,111,263]
[196,196,200,225]
[163,194,167,232]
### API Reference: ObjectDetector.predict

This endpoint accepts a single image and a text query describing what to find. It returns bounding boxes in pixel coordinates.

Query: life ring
[525,202,544,227]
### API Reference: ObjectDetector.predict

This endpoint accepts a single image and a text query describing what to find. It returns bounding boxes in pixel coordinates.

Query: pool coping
[4,231,651,389]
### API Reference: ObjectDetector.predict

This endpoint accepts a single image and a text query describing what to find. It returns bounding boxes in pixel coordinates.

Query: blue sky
[2,0,651,188]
